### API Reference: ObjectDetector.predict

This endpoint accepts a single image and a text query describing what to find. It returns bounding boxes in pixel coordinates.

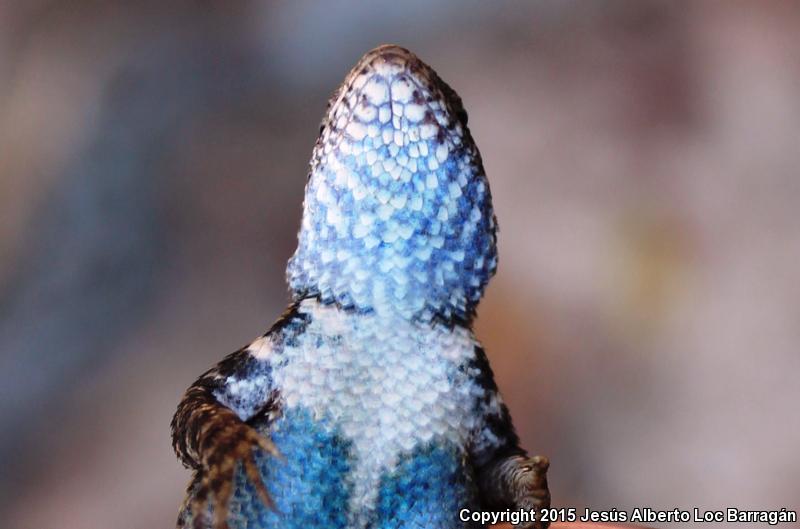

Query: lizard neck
[286,45,497,324]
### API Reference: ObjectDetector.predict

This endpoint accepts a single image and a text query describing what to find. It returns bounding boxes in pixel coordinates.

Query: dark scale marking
[466,346,499,393]
[463,345,523,467]
[267,300,312,348]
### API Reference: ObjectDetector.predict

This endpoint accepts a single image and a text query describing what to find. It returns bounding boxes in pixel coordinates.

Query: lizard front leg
[467,345,551,529]
[172,340,280,529]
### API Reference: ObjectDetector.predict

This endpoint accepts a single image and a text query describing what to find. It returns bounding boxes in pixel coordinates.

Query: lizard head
[287,45,497,324]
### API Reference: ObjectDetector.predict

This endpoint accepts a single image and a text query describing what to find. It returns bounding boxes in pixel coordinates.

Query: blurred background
[1,1,799,528]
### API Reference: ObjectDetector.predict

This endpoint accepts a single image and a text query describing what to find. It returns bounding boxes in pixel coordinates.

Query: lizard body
[172,44,550,529]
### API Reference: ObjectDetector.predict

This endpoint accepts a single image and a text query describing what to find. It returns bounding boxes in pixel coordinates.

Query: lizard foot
[514,455,550,529]
[190,419,280,529]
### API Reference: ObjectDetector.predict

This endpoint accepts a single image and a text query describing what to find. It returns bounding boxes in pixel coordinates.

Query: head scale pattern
[287,45,497,323]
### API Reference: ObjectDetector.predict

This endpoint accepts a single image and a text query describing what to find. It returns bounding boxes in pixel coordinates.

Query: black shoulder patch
[267,299,312,348]
[469,345,499,393]
[465,345,523,464]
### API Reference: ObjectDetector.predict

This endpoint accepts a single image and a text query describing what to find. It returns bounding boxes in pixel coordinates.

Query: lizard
[171,44,550,529]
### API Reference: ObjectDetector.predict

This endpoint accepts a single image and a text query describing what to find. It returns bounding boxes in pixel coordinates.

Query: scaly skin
[172,44,550,529]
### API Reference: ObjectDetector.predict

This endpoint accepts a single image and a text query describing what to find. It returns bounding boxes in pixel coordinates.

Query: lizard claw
[190,420,279,529]
[521,455,549,488]
[514,455,550,529]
